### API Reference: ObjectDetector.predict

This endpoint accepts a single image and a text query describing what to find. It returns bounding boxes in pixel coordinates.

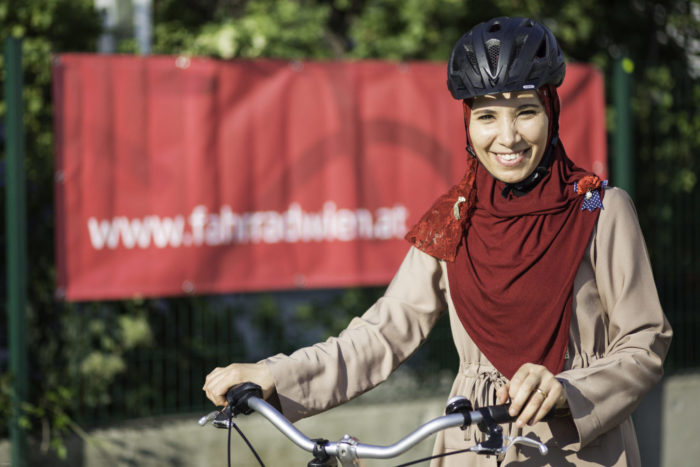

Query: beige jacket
[265,188,672,466]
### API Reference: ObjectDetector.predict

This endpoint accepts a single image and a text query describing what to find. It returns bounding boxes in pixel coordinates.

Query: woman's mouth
[492,148,530,167]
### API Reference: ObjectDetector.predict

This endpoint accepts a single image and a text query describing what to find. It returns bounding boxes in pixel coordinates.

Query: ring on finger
[535,388,548,399]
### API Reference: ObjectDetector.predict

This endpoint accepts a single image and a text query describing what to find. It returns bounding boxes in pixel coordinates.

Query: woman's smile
[492,148,531,167]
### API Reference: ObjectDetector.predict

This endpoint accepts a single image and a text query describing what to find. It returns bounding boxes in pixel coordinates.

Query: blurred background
[1,0,699,465]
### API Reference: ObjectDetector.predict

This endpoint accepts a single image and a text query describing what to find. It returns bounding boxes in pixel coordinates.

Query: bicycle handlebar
[199,382,550,466]
[249,396,470,459]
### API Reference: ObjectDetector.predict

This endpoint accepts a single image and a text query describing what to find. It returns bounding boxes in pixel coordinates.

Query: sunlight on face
[469,91,549,184]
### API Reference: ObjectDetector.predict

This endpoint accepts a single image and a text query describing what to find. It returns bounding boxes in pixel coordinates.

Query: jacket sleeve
[557,188,672,448]
[263,246,448,422]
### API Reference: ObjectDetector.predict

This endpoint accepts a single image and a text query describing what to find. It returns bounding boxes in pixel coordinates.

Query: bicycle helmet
[447,17,565,99]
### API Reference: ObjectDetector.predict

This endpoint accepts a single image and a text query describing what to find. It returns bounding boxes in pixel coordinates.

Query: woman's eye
[518,110,536,116]
[477,114,495,121]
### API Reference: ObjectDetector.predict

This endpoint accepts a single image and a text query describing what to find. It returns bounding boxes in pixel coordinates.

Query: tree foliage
[1,0,698,460]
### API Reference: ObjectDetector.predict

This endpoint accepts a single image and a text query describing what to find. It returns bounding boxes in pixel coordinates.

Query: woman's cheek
[470,124,496,147]
[524,116,548,139]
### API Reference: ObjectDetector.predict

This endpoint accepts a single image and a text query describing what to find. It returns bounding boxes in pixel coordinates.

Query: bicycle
[199,382,551,466]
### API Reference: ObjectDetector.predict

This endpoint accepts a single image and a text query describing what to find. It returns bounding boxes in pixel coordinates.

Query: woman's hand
[203,362,275,406]
[496,363,568,427]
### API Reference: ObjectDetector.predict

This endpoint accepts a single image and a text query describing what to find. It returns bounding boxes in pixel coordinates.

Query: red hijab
[405,86,603,379]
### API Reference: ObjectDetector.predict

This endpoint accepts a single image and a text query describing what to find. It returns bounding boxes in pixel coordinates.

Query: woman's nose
[497,118,519,146]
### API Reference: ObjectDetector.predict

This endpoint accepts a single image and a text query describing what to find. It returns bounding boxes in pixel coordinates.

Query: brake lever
[198,411,219,426]
[469,435,548,458]
[504,436,548,455]
[198,409,235,429]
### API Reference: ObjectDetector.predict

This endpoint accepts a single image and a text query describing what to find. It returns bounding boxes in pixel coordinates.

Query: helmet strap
[501,135,557,198]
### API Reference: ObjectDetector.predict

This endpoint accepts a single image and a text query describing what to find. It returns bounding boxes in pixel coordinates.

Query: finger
[204,366,227,385]
[213,392,227,406]
[509,371,541,417]
[521,375,563,426]
[507,366,527,399]
[203,366,238,406]
[507,362,537,401]
[516,371,558,425]
[213,378,235,406]
[203,367,222,389]
[496,384,510,405]
[516,387,548,427]
[202,373,219,396]
[203,379,218,403]
[206,380,228,406]
[531,384,563,424]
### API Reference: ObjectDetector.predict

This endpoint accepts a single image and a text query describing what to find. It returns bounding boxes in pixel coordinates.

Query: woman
[204,17,671,466]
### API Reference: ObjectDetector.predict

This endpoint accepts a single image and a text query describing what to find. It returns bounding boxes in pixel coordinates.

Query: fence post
[613,57,635,200]
[4,36,29,467]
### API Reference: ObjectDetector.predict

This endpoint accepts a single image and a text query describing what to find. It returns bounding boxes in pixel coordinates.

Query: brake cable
[394,447,479,467]
[227,408,265,467]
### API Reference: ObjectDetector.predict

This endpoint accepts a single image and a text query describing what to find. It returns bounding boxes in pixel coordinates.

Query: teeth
[499,152,522,161]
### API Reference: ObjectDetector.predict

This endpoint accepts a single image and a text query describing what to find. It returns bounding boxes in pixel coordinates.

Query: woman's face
[469,91,549,184]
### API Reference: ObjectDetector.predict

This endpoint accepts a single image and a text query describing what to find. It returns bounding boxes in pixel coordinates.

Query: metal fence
[67,288,458,425]
[634,61,700,371]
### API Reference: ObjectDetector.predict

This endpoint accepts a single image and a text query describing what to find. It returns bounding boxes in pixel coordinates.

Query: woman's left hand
[496,363,568,428]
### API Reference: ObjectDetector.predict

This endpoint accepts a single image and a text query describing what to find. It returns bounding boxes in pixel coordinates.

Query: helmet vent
[464,44,479,70]
[486,39,500,73]
[488,23,501,33]
[536,39,547,58]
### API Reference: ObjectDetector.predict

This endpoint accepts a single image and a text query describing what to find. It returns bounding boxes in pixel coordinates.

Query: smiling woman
[203,16,671,467]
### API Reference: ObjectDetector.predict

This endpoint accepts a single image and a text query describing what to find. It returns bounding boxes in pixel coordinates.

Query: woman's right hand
[203,361,275,407]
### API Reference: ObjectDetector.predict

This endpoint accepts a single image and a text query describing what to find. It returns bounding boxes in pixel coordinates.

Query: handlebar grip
[483,403,514,424]
[226,382,263,416]
[483,403,557,424]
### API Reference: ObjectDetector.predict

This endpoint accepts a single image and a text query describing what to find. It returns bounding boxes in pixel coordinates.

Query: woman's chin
[487,168,530,184]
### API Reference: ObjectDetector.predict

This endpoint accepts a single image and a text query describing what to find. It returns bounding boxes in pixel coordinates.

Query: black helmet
[447,17,565,100]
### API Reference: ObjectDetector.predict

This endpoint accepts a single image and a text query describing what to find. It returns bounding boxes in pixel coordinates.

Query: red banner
[53,55,606,300]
